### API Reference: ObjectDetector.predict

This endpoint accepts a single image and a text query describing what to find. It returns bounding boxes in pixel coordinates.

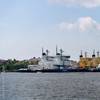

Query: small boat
[16,68,37,73]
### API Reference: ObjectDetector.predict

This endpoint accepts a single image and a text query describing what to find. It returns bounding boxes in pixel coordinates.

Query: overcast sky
[0,0,100,60]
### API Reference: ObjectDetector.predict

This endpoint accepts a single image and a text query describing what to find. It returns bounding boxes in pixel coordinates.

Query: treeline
[0,59,29,72]
[0,57,40,72]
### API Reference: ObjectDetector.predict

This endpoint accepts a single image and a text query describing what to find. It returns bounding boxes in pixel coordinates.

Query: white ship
[38,47,77,70]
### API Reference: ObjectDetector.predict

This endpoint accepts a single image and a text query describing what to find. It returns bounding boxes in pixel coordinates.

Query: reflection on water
[0,72,100,100]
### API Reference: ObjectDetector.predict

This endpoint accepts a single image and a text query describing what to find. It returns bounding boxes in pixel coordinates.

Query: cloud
[58,17,100,33]
[48,0,100,8]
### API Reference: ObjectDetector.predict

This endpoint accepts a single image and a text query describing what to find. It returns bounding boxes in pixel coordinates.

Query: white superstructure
[38,48,74,70]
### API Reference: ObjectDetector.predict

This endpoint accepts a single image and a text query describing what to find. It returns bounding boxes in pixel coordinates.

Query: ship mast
[85,51,87,58]
[46,49,49,60]
[60,49,64,60]
[97,51,99,57]
[56,45,58,55]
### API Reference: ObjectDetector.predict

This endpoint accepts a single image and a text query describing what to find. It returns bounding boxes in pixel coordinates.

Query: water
[0,72,100,100]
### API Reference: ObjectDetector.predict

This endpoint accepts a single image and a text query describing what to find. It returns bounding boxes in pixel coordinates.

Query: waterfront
[0,73,100,100]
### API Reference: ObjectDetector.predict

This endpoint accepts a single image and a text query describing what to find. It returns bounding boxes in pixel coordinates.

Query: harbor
[0,0,100,100]
[26,47,100,73]
[1,47,100,73]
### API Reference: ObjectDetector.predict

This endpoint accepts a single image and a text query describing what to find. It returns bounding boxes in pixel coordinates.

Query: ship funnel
[92,49,95,58]
[42,47,47,56]
[42,47,45,56]
[80,50,83,58]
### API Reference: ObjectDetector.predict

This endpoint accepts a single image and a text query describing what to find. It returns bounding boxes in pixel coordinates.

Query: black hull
[38,69,100,73]
[16,69,100,73]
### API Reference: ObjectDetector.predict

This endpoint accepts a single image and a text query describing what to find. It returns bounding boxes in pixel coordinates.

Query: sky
[0,0,100,60]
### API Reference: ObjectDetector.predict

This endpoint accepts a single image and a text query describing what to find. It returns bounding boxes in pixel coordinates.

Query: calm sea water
[0,72,100,100]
